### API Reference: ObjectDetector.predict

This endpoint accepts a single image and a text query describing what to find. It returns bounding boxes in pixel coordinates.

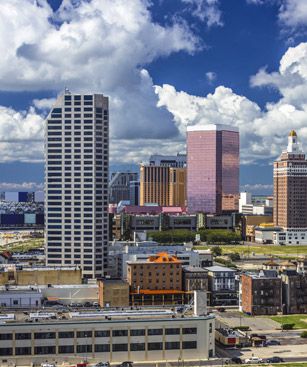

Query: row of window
[0,328,197,340]
[0,341,197,356]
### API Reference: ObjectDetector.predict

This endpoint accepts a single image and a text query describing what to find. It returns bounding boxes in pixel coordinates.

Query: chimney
[193,290,207,316]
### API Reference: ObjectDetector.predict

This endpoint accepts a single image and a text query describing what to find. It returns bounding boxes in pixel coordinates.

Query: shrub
[282,323,295,330]
[300,331,307,338]
[211,246,222,257]
[229,252,241,261]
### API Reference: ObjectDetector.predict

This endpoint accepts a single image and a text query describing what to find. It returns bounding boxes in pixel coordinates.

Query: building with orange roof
[127,252,191,305]
[127,252,182,293]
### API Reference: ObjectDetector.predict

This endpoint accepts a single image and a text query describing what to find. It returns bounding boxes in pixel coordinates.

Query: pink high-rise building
[187,124,239,214]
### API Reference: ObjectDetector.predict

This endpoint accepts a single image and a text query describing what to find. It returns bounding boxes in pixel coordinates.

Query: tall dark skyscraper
[45,91,109,278]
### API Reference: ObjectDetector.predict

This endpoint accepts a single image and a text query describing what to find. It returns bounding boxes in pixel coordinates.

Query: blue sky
[1,0,307,194]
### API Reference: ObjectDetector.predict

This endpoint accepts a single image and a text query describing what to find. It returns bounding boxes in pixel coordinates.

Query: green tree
[211,246,222,257]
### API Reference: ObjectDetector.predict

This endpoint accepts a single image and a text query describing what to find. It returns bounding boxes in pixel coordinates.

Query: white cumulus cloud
[181,0,223,27]
[155,42,307,164]
[0,0,201,162]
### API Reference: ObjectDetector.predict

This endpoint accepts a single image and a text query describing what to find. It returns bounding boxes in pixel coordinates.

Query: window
[182,341,197,349]
[95,344,110,352]
[182,328,197,334]
[15,333,31,340]
[148,342,163,351]
[59,331,74,338]
[130,329,145,336]
[112,330,128,337]
[59,345,74,354]
[0,334,12,340]
[95,330,110,338]
[0,348,13,356]
[148,329,163,336]
[77,345,92,353]
[34,332,56,339]
[165,328,180,335]
[112,344,128,352]
[34,346,56,355]
[165,341,180,350]
[15,347,32,355]
[77,331,92,338]
[130,343,145,351]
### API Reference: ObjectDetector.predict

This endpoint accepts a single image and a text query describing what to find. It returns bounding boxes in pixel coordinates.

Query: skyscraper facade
[129,180,140,206]
[109,172,138,204]
[187,124,239,214]
[45,91,109,278]
[274,130,307,230]
[139,165,186,207]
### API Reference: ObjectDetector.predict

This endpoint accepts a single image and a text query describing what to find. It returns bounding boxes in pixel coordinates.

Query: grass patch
[195,244,307,258]
[270,314,307,329]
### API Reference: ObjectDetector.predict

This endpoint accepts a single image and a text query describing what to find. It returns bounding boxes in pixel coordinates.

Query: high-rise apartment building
[187,124,239,214]
[45,91,109,278]
[109,172,138,204]
[273,130,307,245]
[139,165,186,206]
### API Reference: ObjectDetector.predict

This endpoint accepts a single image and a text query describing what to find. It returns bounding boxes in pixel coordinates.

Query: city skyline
[2,0,307,194]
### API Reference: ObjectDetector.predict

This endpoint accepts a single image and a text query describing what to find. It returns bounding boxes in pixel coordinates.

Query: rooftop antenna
[64,87,71,94]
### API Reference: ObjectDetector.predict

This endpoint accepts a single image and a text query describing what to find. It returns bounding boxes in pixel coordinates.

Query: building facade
[149,153,186,168]
[274,130,307,244]
[127,253,182,292]
[0,311,215,365]
[140,165,186,207]
[281,270,307,314]
[129,181,140,206]
[182,266,208,292]
[45,91,109,278]
[109,172,138,205]
[187,124,239,214]
[240,271,282,315]
[169,168,187,206]
[205,266,237,306]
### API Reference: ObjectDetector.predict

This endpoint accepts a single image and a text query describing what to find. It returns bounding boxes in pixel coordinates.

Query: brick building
[127,252,182,292]
[127,253,193,306]
[240,271,282,315]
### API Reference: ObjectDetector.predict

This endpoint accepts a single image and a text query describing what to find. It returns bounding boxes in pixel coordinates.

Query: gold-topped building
[273,130,307,244]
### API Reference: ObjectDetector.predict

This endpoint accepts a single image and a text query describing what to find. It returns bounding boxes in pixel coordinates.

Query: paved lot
[216,343,307,361]
[216,311,280,331]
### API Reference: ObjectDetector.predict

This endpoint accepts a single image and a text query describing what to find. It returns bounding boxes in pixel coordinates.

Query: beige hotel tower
[273,130,307,244]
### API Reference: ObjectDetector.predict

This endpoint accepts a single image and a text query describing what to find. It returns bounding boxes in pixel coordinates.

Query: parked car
[245,357,263,364]
[120,362,133,367]
[266,339,281,346]
[93,363,110,367]
[231,357,243,364]
[225,357,242,365]
[217,307,226,312]
[266,357,284,363]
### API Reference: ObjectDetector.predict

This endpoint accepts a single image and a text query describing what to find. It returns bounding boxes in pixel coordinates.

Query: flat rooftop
[0,308,214,325]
